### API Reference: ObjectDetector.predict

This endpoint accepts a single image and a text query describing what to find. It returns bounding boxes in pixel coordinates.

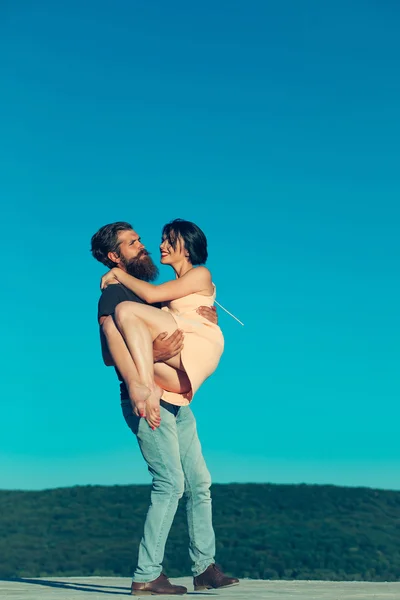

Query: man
[91,222,239,596]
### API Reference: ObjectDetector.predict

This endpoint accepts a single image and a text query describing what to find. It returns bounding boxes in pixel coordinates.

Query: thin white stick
[215,300,245,326]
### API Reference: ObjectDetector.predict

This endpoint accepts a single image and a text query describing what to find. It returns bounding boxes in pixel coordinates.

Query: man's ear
[107,251,120,265]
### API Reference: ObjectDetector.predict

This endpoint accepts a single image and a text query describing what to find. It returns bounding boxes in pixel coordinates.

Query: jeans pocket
[121,402,140,434]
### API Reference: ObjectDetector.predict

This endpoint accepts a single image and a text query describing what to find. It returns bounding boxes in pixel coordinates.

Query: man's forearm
[99,316,115,366]
[102,348,115,367]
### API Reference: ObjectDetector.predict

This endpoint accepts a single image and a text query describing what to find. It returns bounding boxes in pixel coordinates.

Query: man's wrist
[153,349,171,363]
[152,346,162,363]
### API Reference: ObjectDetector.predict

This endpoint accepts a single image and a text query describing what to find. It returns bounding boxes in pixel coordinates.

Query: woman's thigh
[154,362,191,395]
[115,301,177,339]
[116,301,184,371]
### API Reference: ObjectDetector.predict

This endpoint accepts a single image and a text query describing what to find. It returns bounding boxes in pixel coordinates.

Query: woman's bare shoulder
[186,266,212,282]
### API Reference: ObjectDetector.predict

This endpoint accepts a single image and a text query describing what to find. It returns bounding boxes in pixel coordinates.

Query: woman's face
[160,231,188,265]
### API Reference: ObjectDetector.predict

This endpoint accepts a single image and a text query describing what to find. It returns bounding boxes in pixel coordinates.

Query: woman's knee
[114,301,139,325]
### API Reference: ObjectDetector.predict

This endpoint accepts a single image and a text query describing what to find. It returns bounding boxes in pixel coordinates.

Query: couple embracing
[91,218,239,596]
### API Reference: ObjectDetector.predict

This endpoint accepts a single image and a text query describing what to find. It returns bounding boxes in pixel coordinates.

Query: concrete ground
[1,577,399,599]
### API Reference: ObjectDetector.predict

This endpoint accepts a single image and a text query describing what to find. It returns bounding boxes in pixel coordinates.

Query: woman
[101,219,224,430]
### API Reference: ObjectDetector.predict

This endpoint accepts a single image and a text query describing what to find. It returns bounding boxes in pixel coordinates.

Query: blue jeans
[122,400,216,582]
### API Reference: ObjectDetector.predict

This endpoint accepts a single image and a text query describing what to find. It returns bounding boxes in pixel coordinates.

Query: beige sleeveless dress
[160,286,224,406]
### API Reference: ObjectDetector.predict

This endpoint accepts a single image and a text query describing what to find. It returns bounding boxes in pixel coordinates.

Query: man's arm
[98,285,129,366]
[99,316,114,366]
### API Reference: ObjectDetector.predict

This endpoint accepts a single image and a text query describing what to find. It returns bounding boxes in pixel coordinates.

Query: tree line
[0,483,399,581]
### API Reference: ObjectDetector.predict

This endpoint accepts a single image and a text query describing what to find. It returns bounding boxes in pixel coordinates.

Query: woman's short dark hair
[162,219,208,265]
[91,221,133,268]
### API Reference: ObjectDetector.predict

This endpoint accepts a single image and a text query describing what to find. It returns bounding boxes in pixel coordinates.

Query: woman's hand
[100,268,121,290]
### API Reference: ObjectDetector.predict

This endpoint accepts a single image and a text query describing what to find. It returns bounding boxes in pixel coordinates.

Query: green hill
[0,483,399,581]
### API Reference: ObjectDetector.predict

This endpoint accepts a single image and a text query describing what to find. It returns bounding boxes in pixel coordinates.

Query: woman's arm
[102,266,212,304]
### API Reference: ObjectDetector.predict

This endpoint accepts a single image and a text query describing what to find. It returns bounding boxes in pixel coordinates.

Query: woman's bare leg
[154,362,191,396]
[102,316,160,426]
[114,301,188,428]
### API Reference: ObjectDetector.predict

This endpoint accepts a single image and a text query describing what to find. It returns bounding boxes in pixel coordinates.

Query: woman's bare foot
[145,384,163,430]
[127,382,152,417]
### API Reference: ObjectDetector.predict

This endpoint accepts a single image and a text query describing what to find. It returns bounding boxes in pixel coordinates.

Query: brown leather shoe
[131,573,187,595]
[193,563,239,591]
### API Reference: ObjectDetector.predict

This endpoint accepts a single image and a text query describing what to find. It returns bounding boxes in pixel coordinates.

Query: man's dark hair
[162,219,208,265]
[91,222,133,268]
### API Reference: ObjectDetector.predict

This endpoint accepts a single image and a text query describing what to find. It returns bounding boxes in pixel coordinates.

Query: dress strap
[214,300,244,326]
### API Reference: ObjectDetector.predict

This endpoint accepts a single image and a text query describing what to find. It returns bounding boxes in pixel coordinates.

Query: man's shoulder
[98,283,127,306]
[97,284,146,318]
[99,283,126,300]
[98,284,130,320]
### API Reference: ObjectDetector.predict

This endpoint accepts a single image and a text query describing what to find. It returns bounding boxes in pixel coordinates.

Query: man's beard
[121,250,159,282]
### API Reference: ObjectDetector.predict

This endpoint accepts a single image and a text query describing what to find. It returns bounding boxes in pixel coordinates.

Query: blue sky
[1,0,399,491]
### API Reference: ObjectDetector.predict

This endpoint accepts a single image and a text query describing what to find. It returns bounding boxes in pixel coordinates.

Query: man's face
[108,229,159,282]
[115,229,145,261]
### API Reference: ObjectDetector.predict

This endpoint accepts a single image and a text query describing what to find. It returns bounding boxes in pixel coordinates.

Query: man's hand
[153,330,184,363]
[196,305,218,325]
